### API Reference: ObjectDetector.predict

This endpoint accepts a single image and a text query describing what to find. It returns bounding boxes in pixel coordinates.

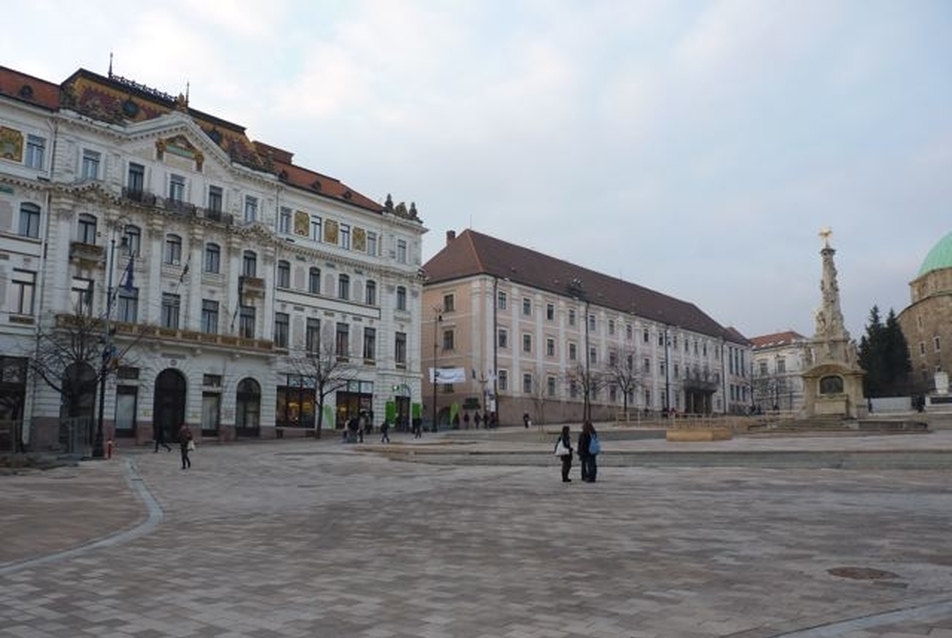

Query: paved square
[2,433,952,637]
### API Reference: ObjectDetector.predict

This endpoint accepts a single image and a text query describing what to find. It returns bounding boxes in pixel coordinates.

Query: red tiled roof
[423,229,747,343]
[749,330,808,349]
[0,66,60,110]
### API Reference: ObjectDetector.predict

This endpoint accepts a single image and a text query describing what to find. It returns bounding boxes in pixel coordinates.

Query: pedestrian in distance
[554,425,573,482]
[177,422,193,470]
[380,418,390,443]
[577,420,599,483]
[473,411,482,429]
[153,424,171,453]
[523,412,531,428]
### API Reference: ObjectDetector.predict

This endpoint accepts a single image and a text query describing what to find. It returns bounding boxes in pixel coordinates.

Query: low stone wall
[666,428,733,442]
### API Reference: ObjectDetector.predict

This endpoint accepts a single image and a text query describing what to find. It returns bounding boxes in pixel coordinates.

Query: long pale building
[0,65,426,451]
[421,230,752,426]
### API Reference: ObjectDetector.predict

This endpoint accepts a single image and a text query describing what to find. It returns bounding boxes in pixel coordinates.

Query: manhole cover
[828,566,900,580]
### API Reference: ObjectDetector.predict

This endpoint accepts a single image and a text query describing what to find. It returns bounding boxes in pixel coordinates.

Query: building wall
[898,269,952,393]
[423,274,746,426]
[0,78,425,451]
[751,341,809,412]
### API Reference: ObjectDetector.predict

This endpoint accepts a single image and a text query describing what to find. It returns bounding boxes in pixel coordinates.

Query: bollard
[106,438,114,459]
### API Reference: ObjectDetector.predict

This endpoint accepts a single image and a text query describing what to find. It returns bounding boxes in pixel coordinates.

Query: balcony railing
[69,241,104,263]
[240,276,266,297]
[161,197,198,217]
[105,320,274,352]
[201,208,233,226]
[121,187,157,206]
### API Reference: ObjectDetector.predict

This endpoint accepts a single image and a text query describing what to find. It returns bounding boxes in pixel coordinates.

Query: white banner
[431,367,466,383]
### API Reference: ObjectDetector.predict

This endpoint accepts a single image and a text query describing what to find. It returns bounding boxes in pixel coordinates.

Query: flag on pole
[121,255,135,291]
[178,255,191,284]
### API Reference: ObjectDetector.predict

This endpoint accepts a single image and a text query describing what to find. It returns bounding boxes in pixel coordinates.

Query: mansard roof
[423,229,747,344]
[0,65,394,216]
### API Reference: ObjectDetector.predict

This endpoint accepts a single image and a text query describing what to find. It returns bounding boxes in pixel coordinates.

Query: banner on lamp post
[430,367,466,383]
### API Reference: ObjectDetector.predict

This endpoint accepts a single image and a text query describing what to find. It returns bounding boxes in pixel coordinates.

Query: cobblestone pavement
[3,430,952,637]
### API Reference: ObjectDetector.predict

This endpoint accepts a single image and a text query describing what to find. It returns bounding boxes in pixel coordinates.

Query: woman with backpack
[577,420,599,483]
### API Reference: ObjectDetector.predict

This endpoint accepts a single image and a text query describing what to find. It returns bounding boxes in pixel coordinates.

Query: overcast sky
[4,0,950,340]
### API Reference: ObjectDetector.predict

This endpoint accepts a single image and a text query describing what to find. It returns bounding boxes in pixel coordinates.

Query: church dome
[918,230,952,277]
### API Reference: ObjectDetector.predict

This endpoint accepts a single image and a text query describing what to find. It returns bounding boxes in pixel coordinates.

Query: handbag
[554,440,569,457]
[187,440,196,451]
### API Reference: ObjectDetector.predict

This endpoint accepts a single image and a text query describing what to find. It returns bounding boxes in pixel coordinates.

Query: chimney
[446,230,456,244]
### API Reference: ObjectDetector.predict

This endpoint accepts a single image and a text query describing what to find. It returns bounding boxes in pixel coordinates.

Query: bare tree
[29,309,142,418]
[606,346,642,418]
[529,366,550,427]
[564,362,610,421]
[287,326,361,439]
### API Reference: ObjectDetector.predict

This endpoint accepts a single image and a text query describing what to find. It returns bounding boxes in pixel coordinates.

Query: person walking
[473,411,482,429]
[554,425,573,482]
[380,418,390,443]
[523,412,531,429]
[177,422,193,470]
[578,420,599,482]
[153,424,171,453]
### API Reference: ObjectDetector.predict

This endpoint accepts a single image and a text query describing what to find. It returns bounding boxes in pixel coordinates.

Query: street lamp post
[663,327,671,417]
[93,226,126,458]
[431,306,443,432]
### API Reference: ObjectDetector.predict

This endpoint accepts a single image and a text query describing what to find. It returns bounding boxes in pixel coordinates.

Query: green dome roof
[919,230,952,277]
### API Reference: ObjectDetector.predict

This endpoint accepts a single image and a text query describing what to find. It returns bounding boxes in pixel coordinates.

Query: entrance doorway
[153,369,186,444]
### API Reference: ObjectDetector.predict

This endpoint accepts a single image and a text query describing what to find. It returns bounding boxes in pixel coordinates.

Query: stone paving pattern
[2,427,952,637]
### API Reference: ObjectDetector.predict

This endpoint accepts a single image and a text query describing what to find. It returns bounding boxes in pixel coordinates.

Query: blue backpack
[588,434,601,455]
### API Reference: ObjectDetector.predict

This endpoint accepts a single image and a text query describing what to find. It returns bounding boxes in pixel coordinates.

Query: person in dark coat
[177,423,193,470]
[577,420,598,482]
[154,424,171,453]
[380,419,390,443]
[555,425,573,482]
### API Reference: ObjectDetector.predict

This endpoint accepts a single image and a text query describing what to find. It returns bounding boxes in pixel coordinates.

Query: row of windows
[270,317,407,364]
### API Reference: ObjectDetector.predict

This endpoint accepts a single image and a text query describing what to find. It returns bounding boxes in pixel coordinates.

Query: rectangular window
[589,346,597,365]
[396,239,407,263]
[202,300,219,334]
[277,261,291,288]
[279,207,292,234]
[123,225,141,256]
[127,162,145,193]
[498,370,508,391]
[395,332,407,365]
[117,287,139,323]
[547,376,556,397]
[589,314,596,333]
[242,252,257,277]
[274,312,289,348]
[643,357,651,374]
[82,149,101,179]
[12,269,36,315]
[443,329,455,351]
[936,336,942,352]
[18,204,41,238]
[309,268,321,294]
[340,224,350,249]
[306,318,321,353]
[204,244,221,273]
[497,291,507,310]
[776,358,786,373]
[310,216,322,241]
[522,297,531,316]
[546,338,555,357]
[208,186,223,212]
[497,328,508,349]
[26,135,45,169]
[363,327,376,361]
[523,373,532,394]
[569,343,577,361]
[239,305,255,338]
[165,235,182,265]
[546,303,554,321]
[169,174,185,202]
[608,319,615,336]
[335,322,350,359]
[568,309,576,326]
[338,274,350,300]
[644,328,650,343]
[363,280,376,306]
[244,196,258,223]
[759,361,769,376]
[443,293,455,312]
[78,215,97,244]
[627,324,633,340]
[522,334,532,353]
[367,232,378,256]
[161,293,181,328]
[396,286,407,311]
[71,278,93,315]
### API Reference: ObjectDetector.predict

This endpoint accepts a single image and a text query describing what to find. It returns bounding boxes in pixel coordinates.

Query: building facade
[749,330,809,413]
[898,230,952,394]
[0,66,426,451]
[421,230,752,427]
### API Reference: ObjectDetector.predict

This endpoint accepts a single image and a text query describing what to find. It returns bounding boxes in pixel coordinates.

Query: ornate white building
[749,330,809,413]
[0,65,426,451]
